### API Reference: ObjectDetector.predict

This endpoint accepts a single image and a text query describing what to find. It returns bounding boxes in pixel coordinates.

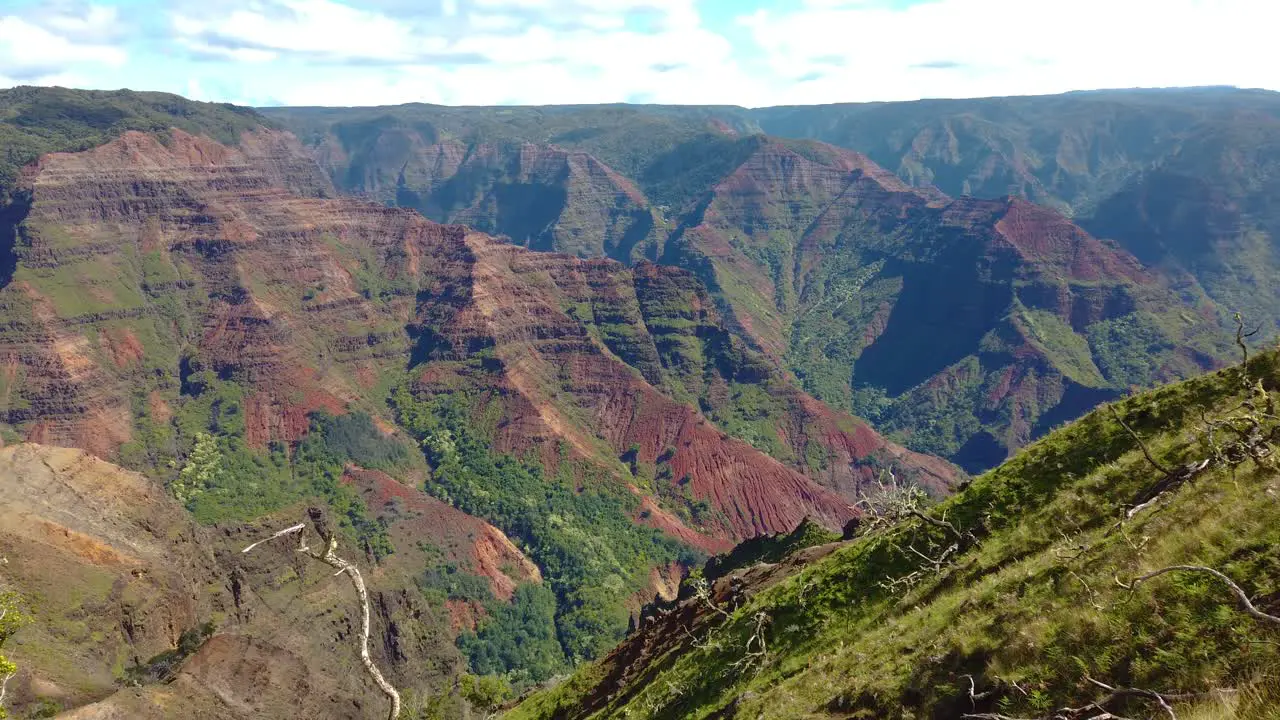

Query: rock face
[389,141,662,261]
[279,105,1231,470]
[0,125,952,541]
[666,139,1225,471]
[0,112,960,714]
[0,105,968,711]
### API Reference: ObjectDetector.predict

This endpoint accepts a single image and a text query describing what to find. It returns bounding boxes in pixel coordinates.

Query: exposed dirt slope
[0,442,547,718]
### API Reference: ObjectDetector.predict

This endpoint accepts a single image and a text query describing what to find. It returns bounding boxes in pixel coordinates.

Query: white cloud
[163,0,763,105]
[3,0,1277,107]
[740,0,1278,104]
[0,6,128,85]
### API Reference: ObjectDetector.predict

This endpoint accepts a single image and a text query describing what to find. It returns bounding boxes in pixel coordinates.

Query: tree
[0,581,32,720]
[459,673,511,719]
[171,431,221,506]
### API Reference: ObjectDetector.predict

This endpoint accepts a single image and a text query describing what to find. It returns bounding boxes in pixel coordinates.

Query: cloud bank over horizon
[0,0,1275,107]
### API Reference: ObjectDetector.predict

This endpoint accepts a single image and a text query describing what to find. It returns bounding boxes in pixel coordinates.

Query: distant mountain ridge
[261,88,1272,469]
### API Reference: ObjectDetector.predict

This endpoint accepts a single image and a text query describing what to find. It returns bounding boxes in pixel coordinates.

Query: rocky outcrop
[398,141,661,262]
[662,140,1226,470]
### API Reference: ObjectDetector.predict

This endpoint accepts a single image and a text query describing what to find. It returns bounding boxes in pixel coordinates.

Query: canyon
[0,85,1277,717]
[0,88,954,717]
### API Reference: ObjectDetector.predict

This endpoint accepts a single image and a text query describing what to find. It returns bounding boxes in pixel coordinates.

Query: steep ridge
[749,87,1280,214]
[510,351,1280,720]
[272,102,1237,472]
[666,138,1228,471]
[388,141,662,261]
[751,89,1280,347]
[0,126,868,537]
[0,442,528,718]
[1081,108,1280,335]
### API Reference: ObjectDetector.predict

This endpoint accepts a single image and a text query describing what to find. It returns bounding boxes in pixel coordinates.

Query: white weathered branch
[243,521,402,719]
[0,670,12,714]
[960,675,1236,720]
[240,523,305,554]
[1120,565,1280,627]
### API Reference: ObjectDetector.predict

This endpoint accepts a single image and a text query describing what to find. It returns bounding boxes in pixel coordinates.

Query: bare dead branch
[239,523,306,554]
[1052,531,1090,561]
[1119,565,1280,627]
[690,577,733,621]
[728,610,771,676]
[960,674,996,711]
[907,508,969,543]
[1108,404,1172,477]
[1233,312,1261,382]
[0,670,12,715]
[242,517,402,720]
[961,675,1237,720]
[1069,571,1105,611]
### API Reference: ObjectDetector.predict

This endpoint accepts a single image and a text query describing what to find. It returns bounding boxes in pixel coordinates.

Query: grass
[508,351,1280,719]
[15,256,146,318]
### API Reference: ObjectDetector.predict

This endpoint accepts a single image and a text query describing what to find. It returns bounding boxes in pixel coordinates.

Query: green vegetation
[0,86,269,198]
[701,517,840,583]
[0,588,30,719]
[510,351,1280,719]
[457,583,567,685]
[161,375,394,558]
[418,562,494,606]
[263,91,1273,476]
[308,410,409,471]
[124,622,215,685]
[460,672,514,715]
[391,383,702,664]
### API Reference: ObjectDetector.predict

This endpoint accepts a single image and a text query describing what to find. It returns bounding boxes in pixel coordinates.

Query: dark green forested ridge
[0,86,270,196]
[509,344,1280,720]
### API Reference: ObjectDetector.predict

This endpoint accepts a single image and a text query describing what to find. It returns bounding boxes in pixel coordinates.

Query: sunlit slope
[510,348,1280,719]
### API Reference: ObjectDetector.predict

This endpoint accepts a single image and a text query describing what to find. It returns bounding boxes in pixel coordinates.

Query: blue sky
[1,0,1274,107]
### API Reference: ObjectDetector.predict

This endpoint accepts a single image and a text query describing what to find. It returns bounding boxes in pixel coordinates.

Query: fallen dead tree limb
[1109,404,1173,478]
[960,676,1236,720]
[1118,565,1280,627]
[241,509,402,720]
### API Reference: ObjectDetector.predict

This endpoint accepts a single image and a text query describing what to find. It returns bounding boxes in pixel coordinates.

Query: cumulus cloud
[0,3,128,86]
[741,0,1278,104]
[0,0,1274,106]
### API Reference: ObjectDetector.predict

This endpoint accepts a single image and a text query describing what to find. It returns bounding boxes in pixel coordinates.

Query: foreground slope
[510,350,1280,719]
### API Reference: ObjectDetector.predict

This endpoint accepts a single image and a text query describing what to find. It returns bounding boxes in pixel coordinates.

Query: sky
[0,0,1276,108]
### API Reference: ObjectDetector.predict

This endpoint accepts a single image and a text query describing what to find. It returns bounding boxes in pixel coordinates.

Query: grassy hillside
[508,346,1280,719]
